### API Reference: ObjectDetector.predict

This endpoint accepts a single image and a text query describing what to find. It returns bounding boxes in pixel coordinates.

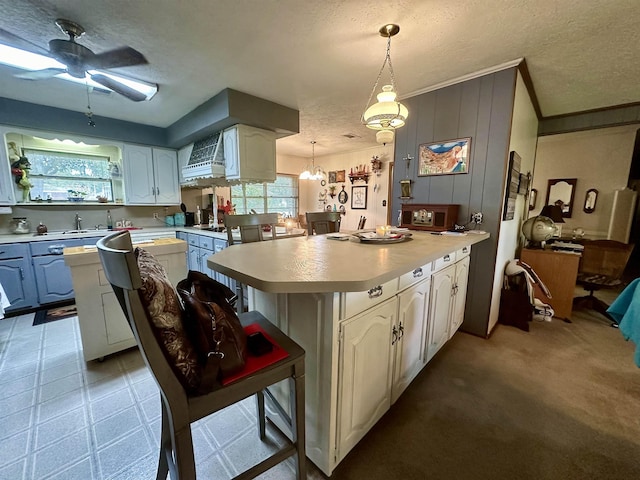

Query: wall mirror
[583,188,598,213]
[545,178,577,218]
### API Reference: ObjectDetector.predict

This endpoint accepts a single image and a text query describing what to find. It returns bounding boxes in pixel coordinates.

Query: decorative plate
[352,231,412,244]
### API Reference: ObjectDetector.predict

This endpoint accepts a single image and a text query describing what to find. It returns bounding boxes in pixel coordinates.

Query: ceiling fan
[0,18,153,101]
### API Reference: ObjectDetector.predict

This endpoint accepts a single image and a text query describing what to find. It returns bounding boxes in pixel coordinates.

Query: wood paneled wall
[392,68,517,337]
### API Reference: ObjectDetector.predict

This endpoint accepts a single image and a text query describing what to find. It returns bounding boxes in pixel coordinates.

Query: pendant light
[299,141,325,180]
[362,24,408,145]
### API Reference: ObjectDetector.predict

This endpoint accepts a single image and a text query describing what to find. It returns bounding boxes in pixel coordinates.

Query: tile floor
[0,312,310,479]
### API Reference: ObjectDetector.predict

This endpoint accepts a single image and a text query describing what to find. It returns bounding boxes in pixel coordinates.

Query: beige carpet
[330,289,640,480]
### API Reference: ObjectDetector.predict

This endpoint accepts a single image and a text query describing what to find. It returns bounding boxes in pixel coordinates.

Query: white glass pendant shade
[376,129,395,145]
[363,85,408,130]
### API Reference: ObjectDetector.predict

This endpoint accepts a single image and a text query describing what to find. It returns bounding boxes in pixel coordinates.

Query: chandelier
[299,140,325,180]
[362,24,408,145]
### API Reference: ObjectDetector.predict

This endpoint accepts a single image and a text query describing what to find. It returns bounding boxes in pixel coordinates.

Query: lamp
[299,141,325,181]
[362,24,408,145]
[540,205,565,237]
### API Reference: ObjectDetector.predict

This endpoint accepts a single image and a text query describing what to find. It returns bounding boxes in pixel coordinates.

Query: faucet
[75,213,82,230]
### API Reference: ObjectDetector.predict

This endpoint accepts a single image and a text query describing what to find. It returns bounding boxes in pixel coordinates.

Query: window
[24,148,116,202]
[231,174,298,217]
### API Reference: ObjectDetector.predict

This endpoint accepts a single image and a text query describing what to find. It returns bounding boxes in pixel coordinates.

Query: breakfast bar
[208,231,489,475]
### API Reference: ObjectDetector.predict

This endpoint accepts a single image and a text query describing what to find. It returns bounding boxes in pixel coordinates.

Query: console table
[520,248,581,321]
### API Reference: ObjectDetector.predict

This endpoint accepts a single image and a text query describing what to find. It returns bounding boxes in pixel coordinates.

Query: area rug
[33,304,77,326]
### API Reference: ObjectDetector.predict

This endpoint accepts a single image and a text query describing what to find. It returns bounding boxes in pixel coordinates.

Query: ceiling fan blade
[90,73,147,101]
[15,68,67,79]
[0,27,49,56]
[87,47,148,69]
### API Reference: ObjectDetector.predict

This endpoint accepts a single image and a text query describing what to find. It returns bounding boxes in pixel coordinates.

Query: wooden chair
[305,211,341,235]
[573,239,635,327]
[224,213,278,313]
[96,231,306,480]
[224,213,278,244]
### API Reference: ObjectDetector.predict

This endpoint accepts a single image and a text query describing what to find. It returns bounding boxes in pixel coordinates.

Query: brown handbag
[177,271,247,392]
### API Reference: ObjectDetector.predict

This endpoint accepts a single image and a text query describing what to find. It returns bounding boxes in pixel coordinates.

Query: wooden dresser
[520,248,581,321]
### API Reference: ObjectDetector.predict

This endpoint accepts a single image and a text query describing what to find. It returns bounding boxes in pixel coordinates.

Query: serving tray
[352,231,412,244]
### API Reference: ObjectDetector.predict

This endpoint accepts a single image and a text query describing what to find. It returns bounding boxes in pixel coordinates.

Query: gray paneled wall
[392,68,517,337]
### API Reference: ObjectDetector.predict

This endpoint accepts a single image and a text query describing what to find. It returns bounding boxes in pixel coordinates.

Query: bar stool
[97,231,306,480]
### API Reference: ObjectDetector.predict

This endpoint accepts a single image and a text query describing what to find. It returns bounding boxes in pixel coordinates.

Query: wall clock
[338,185,348,204]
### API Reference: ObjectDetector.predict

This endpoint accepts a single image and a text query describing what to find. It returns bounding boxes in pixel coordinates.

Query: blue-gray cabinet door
[32,256,75,304]
[0,257,37,311]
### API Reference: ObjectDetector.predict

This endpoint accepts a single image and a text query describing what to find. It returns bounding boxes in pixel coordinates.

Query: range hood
[180,131,227,187]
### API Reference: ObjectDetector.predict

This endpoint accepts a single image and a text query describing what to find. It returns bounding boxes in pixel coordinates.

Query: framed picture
[351,185,367,209]
[328,171,337,184]
[336,170,346,182]
[502,151,521,220]
[418,137,471,176]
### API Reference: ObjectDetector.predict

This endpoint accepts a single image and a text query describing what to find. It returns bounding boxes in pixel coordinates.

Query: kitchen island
[208,231,489,475]
[64,238,187,361]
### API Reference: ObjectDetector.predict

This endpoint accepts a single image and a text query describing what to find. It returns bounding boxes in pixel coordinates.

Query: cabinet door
[337,298,396,461]
[223,125,276,182]
[188,245,200,272]
[426,264,455,363]
[123,145,155,204]
[152,148,180,205]
[0,258,37,311]
[32,256,75,304]
[392,277,430,404]
[449,256,470,338]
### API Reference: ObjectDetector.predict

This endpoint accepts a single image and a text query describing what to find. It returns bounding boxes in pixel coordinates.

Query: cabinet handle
[368,285,383,298]
[20,267,25,280]
[48,245,65,255]
[444,254,451,262]
[391,325,398,345]
[412,267,423,278]
[398,322,404,340]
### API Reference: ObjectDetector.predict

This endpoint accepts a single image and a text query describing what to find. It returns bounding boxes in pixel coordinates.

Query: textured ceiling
[0,0,638,158]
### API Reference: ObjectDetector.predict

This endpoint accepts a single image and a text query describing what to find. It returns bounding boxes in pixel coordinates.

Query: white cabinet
[449,255,470,338]
[223,124,276,183]
[426,264,455,363]
[392,277,430,403]
[426,248,471,363]
[337,297,397,462]
[65,240,187,361]
[123,145,180,205]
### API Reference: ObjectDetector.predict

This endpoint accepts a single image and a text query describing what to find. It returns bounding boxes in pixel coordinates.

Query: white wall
[293,144,395,230]
[488,71,539,335]
[532,125,636,238]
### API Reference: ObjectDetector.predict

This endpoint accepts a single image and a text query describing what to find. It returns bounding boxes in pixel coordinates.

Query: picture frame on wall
[503,151,521,220]
[418,137,471,176]
[351,185,367,209]
[336,170,346,182]
[328,171,337,184]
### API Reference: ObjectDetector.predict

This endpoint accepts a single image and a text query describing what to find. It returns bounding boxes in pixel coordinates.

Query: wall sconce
[361,24,408,145]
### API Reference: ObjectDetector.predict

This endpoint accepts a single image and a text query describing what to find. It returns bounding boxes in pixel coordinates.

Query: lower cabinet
[337,297,397,461]
[32,256,75,304]
[337,275,431,462]
[426,252,470,363]
[0,244,37,312]
[392,276,431,403]
[183,233,236,292]
[66,241,187,361]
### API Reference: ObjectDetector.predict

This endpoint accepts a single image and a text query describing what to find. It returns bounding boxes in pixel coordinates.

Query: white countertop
[207,231,490,294]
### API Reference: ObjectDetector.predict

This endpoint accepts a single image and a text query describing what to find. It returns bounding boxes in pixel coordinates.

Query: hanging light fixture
[299,141,325,180]
[362,24,408,145]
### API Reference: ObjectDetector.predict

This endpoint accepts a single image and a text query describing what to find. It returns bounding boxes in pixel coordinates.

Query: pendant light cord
[362,35,398,121]
[85,78,96,127]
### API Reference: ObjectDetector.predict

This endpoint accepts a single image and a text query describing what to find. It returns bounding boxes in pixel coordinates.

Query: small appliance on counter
[11,217,31,234]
